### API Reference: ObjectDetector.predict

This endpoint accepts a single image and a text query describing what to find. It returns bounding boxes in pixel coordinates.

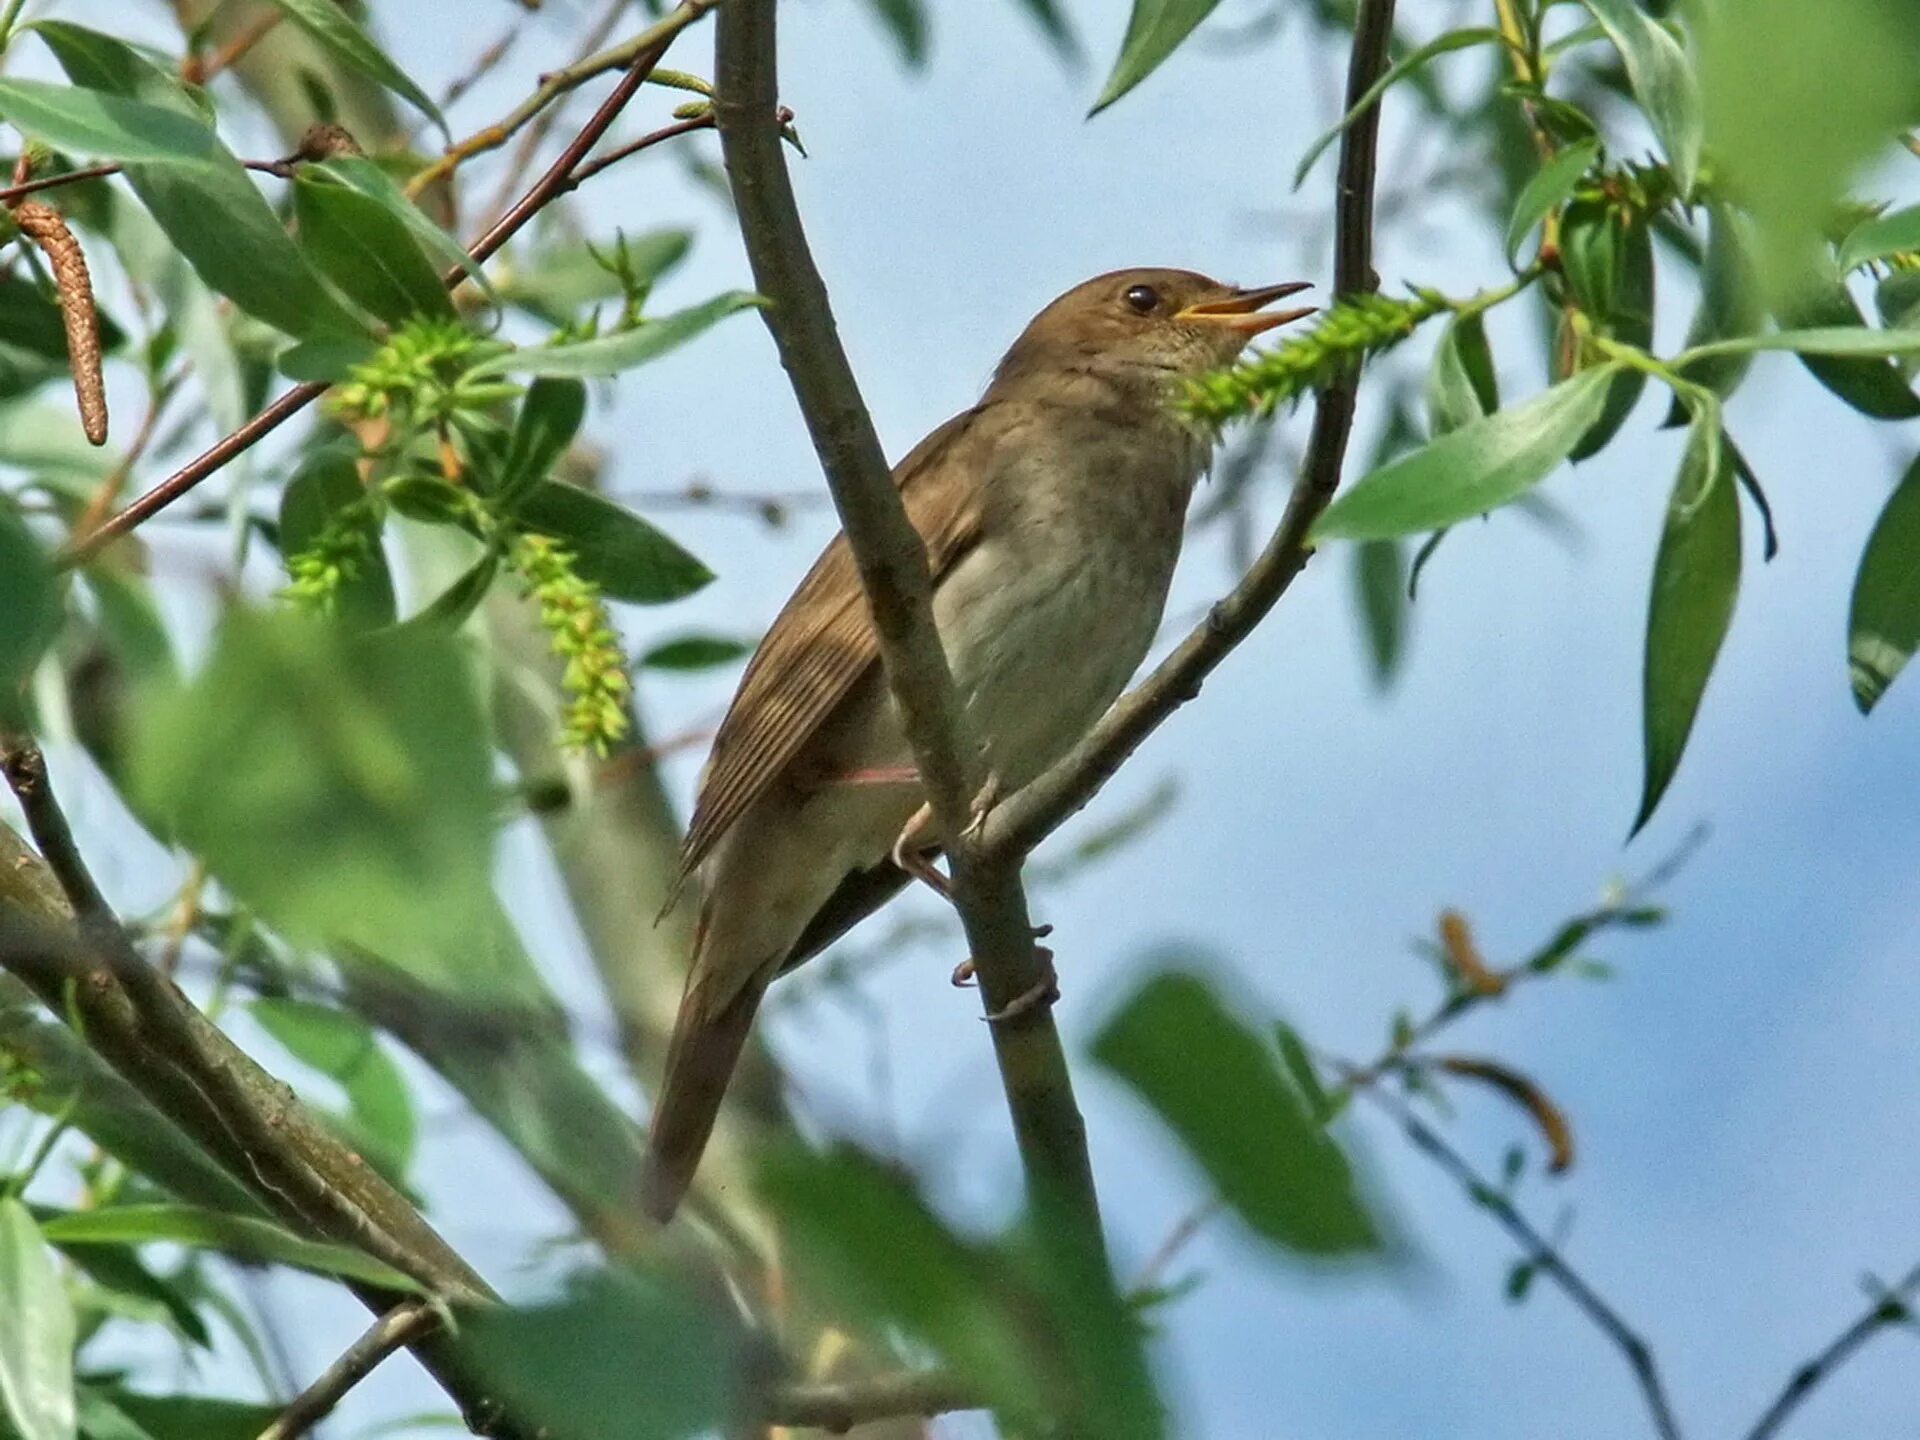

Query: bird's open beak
[1176,281,1316,336]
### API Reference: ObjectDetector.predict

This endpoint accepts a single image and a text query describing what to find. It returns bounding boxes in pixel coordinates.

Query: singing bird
[644,267,1314,1221]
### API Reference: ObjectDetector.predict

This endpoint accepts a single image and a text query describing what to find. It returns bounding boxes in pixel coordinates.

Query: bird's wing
[677,408,989,879]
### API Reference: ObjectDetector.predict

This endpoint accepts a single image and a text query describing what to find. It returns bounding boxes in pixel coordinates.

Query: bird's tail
[642,974,766,1224]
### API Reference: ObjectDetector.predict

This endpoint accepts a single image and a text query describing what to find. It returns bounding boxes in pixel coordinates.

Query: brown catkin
[10,201,107,445]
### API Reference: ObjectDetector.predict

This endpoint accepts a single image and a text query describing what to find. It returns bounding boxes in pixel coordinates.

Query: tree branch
[711,0,1103,1240]
[1743,1262,1920,1440]
[63,0,724,566]
[977,0,1398,865]
[257,1300,442,1440]
[760,1369,979,1433]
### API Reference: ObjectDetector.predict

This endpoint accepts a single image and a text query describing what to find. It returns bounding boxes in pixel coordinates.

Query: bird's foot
[890,802,952,899]
[959,772,1005,842]
[982,948,1059,1025]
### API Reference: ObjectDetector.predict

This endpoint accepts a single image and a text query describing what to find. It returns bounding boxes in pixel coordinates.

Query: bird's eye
[1124,284,1160,314]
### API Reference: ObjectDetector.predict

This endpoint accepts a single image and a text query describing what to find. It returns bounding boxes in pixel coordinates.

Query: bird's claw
[950,959,976,988]
[952,925,1050,993]
[960,773,1005,843]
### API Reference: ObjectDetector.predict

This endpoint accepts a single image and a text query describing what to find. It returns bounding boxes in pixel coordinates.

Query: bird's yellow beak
[1176,281,1316,335]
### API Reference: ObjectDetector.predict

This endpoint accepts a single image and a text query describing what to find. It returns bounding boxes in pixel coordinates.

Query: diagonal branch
[1743,1262,1920,1440]
[257,1300,442,1440]
[711,0,1103,1241]
[978,0,1398,865]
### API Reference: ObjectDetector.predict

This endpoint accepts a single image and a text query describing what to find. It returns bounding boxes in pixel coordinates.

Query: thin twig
[257,1300,442,1440]
[64,1,722,566]
[180,8,284,87]
[1352,1076,1684,1440]
[975,0,1397,864]
[712,0,1103,1246]
[1743,1263,1920,1440]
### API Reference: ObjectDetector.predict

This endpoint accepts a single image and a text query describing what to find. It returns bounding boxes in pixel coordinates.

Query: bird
[643,267,1314,1222]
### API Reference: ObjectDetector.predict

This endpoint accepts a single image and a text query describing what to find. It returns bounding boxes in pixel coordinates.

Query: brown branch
[1743,1263,1920,1440]
[180,7,283,87]
[1352,1076,1684,1440]
[712,0,1103,1243]
[9,201,107,445]
[257,1300,442,1440]
[62,0,723,567]
[760,1370,979,1433]
[976,0,1398,866]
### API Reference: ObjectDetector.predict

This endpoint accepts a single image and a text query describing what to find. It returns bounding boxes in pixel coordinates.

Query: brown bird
[644,267,1314,1221]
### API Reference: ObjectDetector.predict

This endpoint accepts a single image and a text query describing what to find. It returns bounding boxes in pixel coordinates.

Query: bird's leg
[959,771,1005,841]
[889,802,951,899]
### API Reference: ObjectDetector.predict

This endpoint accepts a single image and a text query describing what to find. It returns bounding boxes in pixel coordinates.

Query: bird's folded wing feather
[678,406,991,878]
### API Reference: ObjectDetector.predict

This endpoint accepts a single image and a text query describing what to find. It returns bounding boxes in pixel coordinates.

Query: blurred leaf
[1576,0,1701,195]
[1273,1023,1336,1124]
[1682,322,1920,363]
[309,157,493,302]
[513,483,712,603]
[35,1205,417,1289]
[57,1245,208,1348]
[1769,275,1920,417]
[1090,0,1224,114]
[1667,202,1763,420]
[277,337,379,383]
[400,550,501,631]
[1315,368,1615,541]
[1426,311,1500,436]
[0,272,125,365]
[476,293,764,378]
[1010,0,1079,57]
[497,379,586,504]
[1701,0,1920,298]
[27,22,203,114]
[279,452,395,630]
[1352,539,1406,687]
[1090,970,1378,1254]
[79,1389,280,1440]
[0,1199,74,1440]
[497,232,691,326]
[1504,138,1599,265]
[0,510,61,716]
[1875,271,1920,382]
[293,173,453,326]
[249,997,416,1173]
[125,610,496,988]
[1295,28,1503,187]
[1839,204,1920,273]
[1847,453,1920,712]
[861,0,929,66]
[1561,201,1654,460]
[0,78,209,161]
[1635,411,1740,834]
[461,1270,739,1440]
[263,0,446,134]
[639,635,752,671]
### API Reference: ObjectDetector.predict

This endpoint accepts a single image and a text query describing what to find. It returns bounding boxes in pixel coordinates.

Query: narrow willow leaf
[34,1205,417,1289]
[1667,202,1762,422]
[263,0,446,134]
[311,156,494,301]
[27,21,203,115]
[513,482,713,603]
[0,1200,74,1440]
[400,550,500,631]
[1562,202,1654,461]
[1847,454,1920,713]
[640,635,753,671]
[1635,413,1740,835]
[1681,324,1920,365]
[0,78,209,161]
[293,173,453,325]
[1838,204,1920,273]
[0,511,60,713]
[1768,271,1920,419]
[1090,0,1224,114]
[1352,539,1406,687]
[497,232,692,326]
[1295,29,1503,188]
[1504,139,1599,265]
[1009,0,1079,57]
[861,0,929,66]
[1576,0,1701,195]
[1426,312,1499,436]
[1091,969,1378,1254]
[498,378,587,503]
[477,293,763,379]
[1315,367,1616,541]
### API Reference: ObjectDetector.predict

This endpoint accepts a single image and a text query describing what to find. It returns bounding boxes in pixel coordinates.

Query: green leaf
[1314,367,1616,541]
[1634,410,1740,834]
[1838,204,1920,273]
[0,1200,75,1440]
[1576,0,1701,196]
[57,1244,208,1347]
[497,232,691,327]
[476,293,764,378]
[34,1205,416,1290]
[1352,539,1406,688]
[1561,201,1654,461]
[28,22,205,115]
[1090,970,1378,1254]
[125,610,497,989]
[1009,0,1079,57]
[513,482,712,604]
[279,452,395,630]
[249,998,416,1173]
[1090,0,1224,114]
[293,172,453,326]
[461,1270,739,1440]
[640,635,753,671]
[1667,202,1763,420]
[263,0,446,135]
[0,510,61,715]
[498,378,586,503]
[1504,138,1599,265]
[401,550,501,631]
[310,157,493,302]
[80,1389,281,1440]
[1847,453,1920,712]
[0,78,212,161]
[1294,29,1504,188]
[1426,312,1499,437]
[861,0,929,66]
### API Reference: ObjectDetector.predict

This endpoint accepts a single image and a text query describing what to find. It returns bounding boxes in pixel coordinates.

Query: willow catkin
[11,200,108,445]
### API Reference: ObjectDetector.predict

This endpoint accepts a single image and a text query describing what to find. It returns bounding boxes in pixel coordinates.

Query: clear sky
[38,2,1920,1438]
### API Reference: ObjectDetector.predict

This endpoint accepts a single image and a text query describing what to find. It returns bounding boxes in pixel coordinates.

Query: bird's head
[990,267,1314,393]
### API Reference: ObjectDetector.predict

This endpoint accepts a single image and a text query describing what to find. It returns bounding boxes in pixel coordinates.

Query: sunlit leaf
[263,0,446,134]
[1847,453,1920,713]
[476,293,764,378]
[1090,0,1224,114]
[513,483,712,604]
[1315,367,1615,541]
[1425,313,1499,438]
[1635,409,1740,834]
[1576,0,1701,195]
[0,1200,74,1440]
[0,78,209,162]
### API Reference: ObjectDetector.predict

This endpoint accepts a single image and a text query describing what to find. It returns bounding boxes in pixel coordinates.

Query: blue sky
[36,1,1920,1437]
